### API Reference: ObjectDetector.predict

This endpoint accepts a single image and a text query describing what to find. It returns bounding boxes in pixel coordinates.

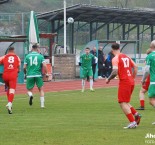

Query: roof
[37,4,155,25]
[0,33,57,42]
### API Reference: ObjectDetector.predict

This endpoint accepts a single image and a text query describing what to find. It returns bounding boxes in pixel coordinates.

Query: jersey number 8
[8,56,14,63]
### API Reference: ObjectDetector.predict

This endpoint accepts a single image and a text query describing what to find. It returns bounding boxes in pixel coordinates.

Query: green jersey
[146,51,155,84]
[80,53,94,69]
[24,52,45,78]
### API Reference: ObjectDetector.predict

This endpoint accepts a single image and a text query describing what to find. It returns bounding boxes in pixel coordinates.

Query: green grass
[0,86,154,145]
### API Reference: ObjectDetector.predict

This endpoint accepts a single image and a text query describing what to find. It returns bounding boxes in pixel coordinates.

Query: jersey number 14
[29,56,38,66]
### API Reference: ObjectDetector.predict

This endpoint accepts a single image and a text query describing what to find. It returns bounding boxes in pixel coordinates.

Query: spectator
[90,47,98,82]
[105,50,115,78]
[98,46,106,78]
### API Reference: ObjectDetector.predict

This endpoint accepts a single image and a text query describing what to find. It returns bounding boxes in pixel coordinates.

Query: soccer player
[137,49,151,110]
[80,47,96,92]
[24,44,48,108]
[106,43,141,129]
[0,47,21,114]
[142,41,155,120]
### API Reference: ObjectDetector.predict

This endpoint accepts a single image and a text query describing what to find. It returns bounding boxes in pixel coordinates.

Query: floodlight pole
[64,0,67,54]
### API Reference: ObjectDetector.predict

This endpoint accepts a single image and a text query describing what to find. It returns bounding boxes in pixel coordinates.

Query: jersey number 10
[29,56,38,66]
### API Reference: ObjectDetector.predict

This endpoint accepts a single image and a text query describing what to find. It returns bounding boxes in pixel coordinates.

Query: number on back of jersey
[29,56,38,66]
[121,58,129,68]
[8,56,14,69]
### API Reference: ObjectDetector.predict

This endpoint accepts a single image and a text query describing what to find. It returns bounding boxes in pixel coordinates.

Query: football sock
[40,97,45,107]
[82,79,85,90]
[130,107,138,116]
[126,113,135,122]
[90,79,93,89]
[140,100,145,107]
[27,91,33,97]
[8,93,14,103]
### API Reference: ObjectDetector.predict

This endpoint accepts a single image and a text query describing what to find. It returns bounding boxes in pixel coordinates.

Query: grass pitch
[0,86,154,145]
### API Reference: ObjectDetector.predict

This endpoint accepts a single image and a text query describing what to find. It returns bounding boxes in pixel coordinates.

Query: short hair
[85,47,90,50]
[32,44,38,49]
[150,40,155,48]
[111,43,120,50]
[146,48,152,55]
[8,46,14,51]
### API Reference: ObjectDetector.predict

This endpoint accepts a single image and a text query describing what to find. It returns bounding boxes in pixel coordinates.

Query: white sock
[90,79,93,89]
[40,97,45,107]
[82,79,85,90]
[27,91,33,97]
[8,102,12,107]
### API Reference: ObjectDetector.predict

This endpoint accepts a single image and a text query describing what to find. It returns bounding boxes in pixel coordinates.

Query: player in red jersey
[137,49,151,110]
[106,43,141,129]
[0,47,21,114]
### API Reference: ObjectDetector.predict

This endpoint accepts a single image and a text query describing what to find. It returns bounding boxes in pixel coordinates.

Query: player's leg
[137,80,149,110]
[88,69,94,91]
[118,84,137,128]
[81,69,87,92]
[148,85,155,107]
[136,87,147,110]
[6,78,17,114]
[119,102,137,129]
[36,77,45,108]
[129,85,142,125]
[26,77,35,106]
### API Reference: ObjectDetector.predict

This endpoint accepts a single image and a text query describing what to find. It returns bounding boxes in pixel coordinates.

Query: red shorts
[142,75,150,91]
[3,72,18,89]
[118,83,134,103]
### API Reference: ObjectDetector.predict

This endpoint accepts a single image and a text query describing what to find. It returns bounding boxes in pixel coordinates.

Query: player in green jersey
[142,40,155,124]
[80,47,97,92]
[24,44,48,108]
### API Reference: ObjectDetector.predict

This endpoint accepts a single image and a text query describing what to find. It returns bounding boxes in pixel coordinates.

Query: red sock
[126,113,135,122]
[140,100,145,107]
[8,93,14,103]
[130,107,137,115]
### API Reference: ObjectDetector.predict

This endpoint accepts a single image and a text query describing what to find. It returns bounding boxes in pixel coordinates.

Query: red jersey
[0,53,21,74]
[112,53,135,85]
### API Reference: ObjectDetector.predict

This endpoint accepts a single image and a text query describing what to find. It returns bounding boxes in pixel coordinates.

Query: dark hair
[32,44,38,49]
[111,43,120,50]
[8,46,14,51]
[85,47,90,50]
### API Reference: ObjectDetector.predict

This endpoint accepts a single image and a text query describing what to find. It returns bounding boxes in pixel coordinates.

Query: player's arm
[106,56,118,84]
[141,65,150,85]
[94,56,98,64]
[0,56,5,64]
[23,64,27,75]
[131,59,138,79]
[42,62,48,77]
[23,56,27,75]
[141,56,150,84]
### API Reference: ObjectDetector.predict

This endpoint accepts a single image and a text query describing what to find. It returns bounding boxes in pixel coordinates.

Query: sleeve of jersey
[145,55,150,66]
[112,56,118,69]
